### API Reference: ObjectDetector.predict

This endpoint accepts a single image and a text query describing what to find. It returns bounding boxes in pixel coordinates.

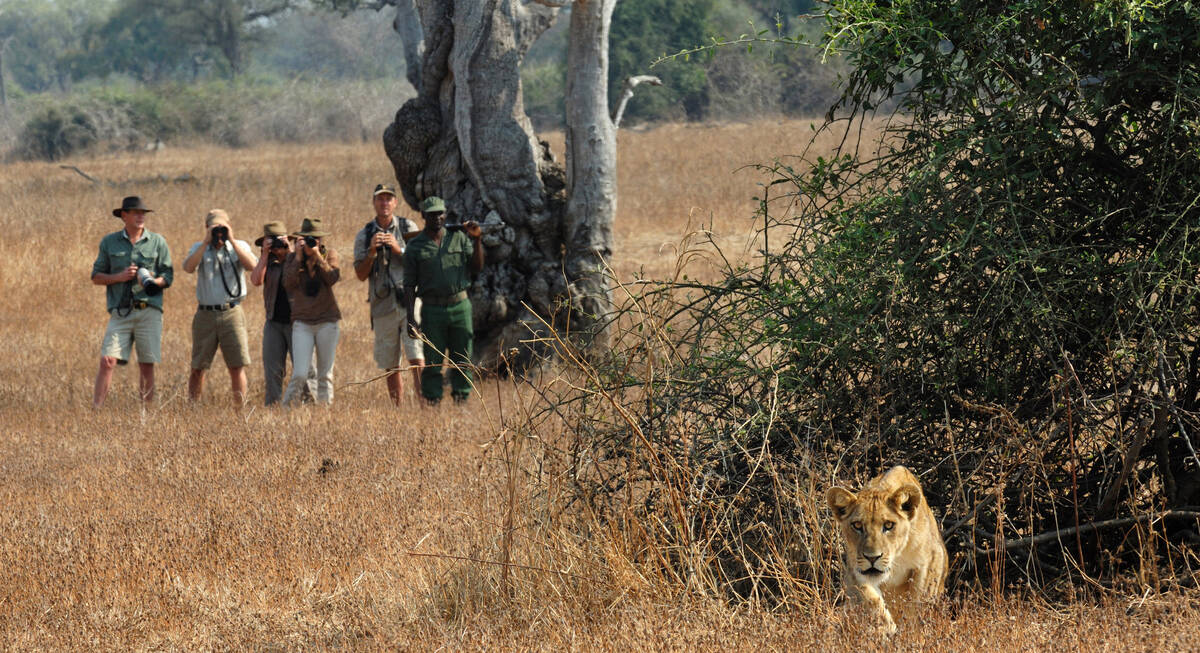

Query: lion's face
[826,482,921,585]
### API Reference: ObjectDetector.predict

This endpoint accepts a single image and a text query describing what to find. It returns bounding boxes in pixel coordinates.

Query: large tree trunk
[384,0,615,371]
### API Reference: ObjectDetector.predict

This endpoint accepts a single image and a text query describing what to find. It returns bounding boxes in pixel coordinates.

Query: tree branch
[977,510,1200,551]
[611,75,662,128]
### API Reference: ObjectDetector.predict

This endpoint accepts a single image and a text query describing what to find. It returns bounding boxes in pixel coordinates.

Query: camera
[268,236,288,250]
[303,235,318,248]
[135,266,161,296]
[211,225,229,245]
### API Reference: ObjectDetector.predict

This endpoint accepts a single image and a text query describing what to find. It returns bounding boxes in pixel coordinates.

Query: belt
[421,290,468,306]
[199,300,241,311]
[128,300,149,310]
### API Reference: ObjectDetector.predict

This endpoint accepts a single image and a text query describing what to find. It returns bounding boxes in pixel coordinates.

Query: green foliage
[0,0,111,92]
[549,0,1200,596]
[610,0,720,122]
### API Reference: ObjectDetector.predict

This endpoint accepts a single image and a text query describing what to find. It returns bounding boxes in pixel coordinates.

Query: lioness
[826,465,947,634]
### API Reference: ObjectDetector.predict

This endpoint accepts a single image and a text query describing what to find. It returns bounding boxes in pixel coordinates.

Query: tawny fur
[826,465,948,634]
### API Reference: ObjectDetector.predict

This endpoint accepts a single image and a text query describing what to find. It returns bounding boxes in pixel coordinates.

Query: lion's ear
[826,486,858,519]
[889,483,923,520]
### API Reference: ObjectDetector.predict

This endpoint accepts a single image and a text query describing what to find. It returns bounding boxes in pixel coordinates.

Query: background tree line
[0,0,840,159]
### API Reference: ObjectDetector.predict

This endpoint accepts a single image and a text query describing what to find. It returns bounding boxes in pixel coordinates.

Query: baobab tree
[339,0,649,369]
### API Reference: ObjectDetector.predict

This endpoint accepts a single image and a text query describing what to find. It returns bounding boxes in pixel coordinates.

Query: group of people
[90,185,485,408]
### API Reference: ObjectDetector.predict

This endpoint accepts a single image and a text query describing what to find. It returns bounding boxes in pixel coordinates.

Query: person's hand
[260,240,272,258]
[117,264,138,282]
[380,232,401,254]
[464,221,482,239]
[202,226,213,246]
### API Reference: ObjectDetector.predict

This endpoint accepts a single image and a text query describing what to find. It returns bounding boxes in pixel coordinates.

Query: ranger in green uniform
[403,196,484,403]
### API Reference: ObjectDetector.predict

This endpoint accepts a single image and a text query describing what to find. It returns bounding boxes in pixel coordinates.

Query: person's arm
[353,228,374,281]
[231,237,258,271]
[465,222,485,275]
[405,286,419,338]
[316,248,341,286]
[154,237,173,288]
[250,242,271,287]
[182,238,206,274]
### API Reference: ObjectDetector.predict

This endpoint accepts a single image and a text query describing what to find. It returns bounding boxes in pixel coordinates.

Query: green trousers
[419,298,474,401]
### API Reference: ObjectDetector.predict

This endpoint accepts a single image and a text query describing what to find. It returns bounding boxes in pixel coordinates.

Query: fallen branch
[60,165,101,184]
[976,510,1200,552]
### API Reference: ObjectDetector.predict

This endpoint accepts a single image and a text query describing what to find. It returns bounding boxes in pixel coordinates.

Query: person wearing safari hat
[181,209,258,406]
[91,195,173,409]
[402,195,484,404]
[250,221,315,405]
[353,183,424,405]
[281,218,342,405]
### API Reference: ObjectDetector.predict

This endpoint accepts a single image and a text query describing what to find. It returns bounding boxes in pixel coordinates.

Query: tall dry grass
[1,120,1198,649]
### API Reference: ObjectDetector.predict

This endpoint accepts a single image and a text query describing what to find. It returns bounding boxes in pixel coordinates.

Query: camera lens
[304,236,318,248]
[269,237,287,249]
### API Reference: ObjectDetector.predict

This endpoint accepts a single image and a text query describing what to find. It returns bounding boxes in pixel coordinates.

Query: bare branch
[977,510,1200,551]
[529,0,571,7]
[611,75,663,128]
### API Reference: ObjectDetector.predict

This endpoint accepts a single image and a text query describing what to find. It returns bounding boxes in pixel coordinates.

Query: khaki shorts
[372,307,425,370]
[101,307,163,364]
[191,304,251,370]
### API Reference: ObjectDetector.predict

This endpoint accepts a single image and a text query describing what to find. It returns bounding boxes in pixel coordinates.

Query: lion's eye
[852,522,863,532]
[883,521,895,531]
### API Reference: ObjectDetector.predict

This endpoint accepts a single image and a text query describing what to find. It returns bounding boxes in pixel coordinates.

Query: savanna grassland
[1,120,1198,650]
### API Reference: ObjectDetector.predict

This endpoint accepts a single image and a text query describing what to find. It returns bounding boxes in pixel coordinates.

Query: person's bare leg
[408,361,423,401]
[139,363,156,403]
[93,356,118,408]
[228,366,247,406]
[386,371,402,406]
[188,368,205,401]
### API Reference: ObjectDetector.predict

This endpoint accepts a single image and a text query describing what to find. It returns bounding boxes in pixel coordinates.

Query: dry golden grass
[1,120,1198,650]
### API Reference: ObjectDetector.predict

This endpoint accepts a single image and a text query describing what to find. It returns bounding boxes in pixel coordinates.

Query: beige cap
[205,209,231,228]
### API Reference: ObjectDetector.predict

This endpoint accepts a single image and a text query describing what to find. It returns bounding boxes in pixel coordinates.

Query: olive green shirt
[92,228,174,313]
[402,229,474,298]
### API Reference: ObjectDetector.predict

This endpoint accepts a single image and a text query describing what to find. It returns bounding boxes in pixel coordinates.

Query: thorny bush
[521,0,1200,602]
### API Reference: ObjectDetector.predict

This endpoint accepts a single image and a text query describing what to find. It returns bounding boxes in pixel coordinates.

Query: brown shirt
[282,248,342,324]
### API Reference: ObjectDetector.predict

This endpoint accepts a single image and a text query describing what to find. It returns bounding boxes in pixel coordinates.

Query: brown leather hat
[292,217,330,238]
[254,221,289,247]
[112,196,153,217]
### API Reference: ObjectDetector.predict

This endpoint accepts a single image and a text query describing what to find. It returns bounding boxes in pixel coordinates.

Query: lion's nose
[864,553,882,565]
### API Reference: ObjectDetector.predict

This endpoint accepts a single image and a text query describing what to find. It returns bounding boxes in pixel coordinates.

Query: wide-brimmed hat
[205,209,231,229]
[112,196,153,217]
[254,221,289,246]
[420,196,446,214]
[373,183,397,197]
[292,217,330,238]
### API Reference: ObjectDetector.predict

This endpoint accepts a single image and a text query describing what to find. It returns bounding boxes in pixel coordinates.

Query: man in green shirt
[91,196,173,408]
[403,196,484,403]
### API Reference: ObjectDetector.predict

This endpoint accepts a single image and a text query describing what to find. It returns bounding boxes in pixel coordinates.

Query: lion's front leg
[849,582,897,635]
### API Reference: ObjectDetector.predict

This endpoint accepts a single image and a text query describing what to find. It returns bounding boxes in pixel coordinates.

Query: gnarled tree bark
[384,0,623,371]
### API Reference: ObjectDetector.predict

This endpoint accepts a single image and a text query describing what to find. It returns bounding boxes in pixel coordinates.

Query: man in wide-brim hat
[91,195,173,408]
[281,218,342,405]
[250,221,315,405]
